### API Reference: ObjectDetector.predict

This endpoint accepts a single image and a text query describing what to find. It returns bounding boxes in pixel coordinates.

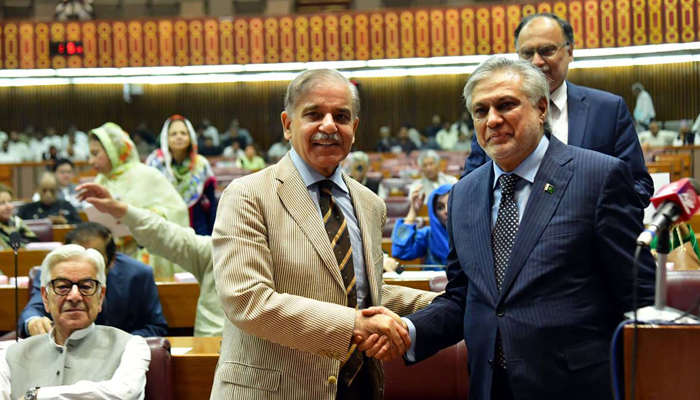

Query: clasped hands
[352,307,410,362]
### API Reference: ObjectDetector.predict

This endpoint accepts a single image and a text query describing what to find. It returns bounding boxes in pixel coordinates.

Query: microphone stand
[12,242,19,341]
[626,229,697,322]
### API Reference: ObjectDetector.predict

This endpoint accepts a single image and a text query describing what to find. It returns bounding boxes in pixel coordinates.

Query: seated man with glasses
[0,244,151,400]
[18,222,168,338]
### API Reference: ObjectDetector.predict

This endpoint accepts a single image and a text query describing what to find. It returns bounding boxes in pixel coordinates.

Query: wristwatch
[24,387,38,400]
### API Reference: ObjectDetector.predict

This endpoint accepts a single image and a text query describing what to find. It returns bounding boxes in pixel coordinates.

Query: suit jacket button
[327,376,338,385]
[488,359,493,367]
[496,308,505,317]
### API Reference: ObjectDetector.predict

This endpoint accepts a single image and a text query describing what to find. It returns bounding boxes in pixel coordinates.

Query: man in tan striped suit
[211,69,438,400]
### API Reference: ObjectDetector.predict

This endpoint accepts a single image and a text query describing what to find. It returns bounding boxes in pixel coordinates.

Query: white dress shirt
[549,81,569,144]
[0,324,151,400]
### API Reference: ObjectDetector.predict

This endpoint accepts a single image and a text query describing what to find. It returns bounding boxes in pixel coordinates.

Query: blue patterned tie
[492,173,520,369]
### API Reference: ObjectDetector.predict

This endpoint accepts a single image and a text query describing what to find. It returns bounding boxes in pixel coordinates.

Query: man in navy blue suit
[462,13,654,207]
[18,222,168,338]
[393,58,655,400]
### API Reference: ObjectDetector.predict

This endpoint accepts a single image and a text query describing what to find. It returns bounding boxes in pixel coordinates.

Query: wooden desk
[52,224,75,243]
[0,249,50,277]
[168,336,220,400]
[0,286,29,331]
[156,281,199,329]
[0,280,199,332]
[624,325,700,399]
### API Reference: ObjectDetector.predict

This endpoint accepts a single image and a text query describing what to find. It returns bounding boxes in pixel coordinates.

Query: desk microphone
[9,231,21,342]
[637,178,700,247]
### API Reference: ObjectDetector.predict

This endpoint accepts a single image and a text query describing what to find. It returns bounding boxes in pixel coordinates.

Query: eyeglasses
[49,278,101,296]
[517,42,569,60]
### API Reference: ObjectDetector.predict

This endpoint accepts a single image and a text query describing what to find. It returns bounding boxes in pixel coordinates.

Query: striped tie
[318,180,364,386]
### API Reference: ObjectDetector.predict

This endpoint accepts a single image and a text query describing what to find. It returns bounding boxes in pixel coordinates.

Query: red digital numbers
[58,43,65,54]
[66,42,76,55]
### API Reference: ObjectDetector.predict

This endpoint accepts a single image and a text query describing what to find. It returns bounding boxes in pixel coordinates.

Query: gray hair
[632,82,645,92]
[379,126,390,135]
[347,151,369,166]
[418,150,440,168]
[40,244,106,288]
[284,69,360,119]
[463,57,550,117]
[37,171,58,186]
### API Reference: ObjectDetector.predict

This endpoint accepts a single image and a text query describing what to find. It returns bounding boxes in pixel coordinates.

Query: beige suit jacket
[211,155,438,400]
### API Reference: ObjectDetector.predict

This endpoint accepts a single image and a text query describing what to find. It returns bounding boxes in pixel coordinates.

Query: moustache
[311,132,341,143]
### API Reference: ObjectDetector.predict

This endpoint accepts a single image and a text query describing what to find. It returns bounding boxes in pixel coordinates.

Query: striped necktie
[318,180,364,386]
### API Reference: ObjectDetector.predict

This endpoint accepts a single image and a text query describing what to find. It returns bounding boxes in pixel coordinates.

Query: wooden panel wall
[0,62,698,152]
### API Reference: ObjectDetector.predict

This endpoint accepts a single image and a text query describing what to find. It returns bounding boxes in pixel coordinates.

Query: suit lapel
[472,164,500,303]
[344,175,380,304]
[498,138,574,301]
[566,82,589,148]
[276,156,346,289]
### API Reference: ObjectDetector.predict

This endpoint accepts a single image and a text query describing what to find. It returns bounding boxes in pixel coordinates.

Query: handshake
[352,307,410,362]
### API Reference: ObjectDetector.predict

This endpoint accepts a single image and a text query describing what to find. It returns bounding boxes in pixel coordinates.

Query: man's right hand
[76,183,128,219]
[353,307,410,361]
[27,317,52,336]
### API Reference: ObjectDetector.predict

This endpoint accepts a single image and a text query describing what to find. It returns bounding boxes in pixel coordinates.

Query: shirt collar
[49,323,95,348]
[550,80,567,112]
[289,147,348,194]
[492,135,550,189]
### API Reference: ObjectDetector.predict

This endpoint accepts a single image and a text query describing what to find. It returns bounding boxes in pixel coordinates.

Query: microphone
[9,231,21,252]
[9,231,21,341]
[637,178,700,246]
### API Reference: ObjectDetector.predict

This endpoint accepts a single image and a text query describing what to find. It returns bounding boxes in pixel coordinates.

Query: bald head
[37,172,59,206]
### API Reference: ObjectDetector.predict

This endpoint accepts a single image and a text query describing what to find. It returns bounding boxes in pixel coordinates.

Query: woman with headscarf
[146,115,218,236]
[88,122,189,278]
[391,183,452,270]
[0,184,38,250]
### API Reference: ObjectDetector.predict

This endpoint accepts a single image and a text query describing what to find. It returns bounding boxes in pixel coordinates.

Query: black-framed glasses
[49,278,101,296]
[517,42,569,60]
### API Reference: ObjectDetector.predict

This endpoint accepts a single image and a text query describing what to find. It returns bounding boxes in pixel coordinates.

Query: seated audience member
[409,150,458,203]
[220,118,253,148]
[31,159,84,210]
[392,183,452,269]
[0,140,21,163]
[453,132,472,152]
[19,172,82,225]
[89,122,189,278]
[146,115,218,236]
[436,121,458,150]
[0,184,38,249]
[638,121,676,149]
[132,121,157,147]
[41,127,64,154]
[19,222,168,338]
[42,146,59,162]
[78,182,224,337]
[6,131,32,161]
[423,114,443,139]
[267,135,291,164]
[200,118,221,147]
[235,144,266,171]
[130,131,155,158]
[451,110,474,140]
[61,132,88,161]
[396,125,419,154]
[63,124,90,153]
[196,123,221,156]
[375,126,397,153]
[673,124,695,146]
[346,151,386,198]
[2,244,151,400]
[632,82,656,130]
[222,138,245,159]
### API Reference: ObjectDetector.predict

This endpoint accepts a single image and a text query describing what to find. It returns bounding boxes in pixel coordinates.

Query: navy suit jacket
[18,252,168,338]
[408,137,655,400]
[463,81,654,207]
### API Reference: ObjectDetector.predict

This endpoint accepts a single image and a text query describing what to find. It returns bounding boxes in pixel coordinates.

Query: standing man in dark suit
[393,58,655,400]
[462,13,653,207]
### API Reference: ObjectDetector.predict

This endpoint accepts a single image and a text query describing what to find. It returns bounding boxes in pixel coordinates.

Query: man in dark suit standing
[393,58,655,400]
[462,13,654,207]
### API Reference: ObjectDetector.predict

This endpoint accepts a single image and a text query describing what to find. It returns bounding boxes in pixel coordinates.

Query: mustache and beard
[311,132,342,144]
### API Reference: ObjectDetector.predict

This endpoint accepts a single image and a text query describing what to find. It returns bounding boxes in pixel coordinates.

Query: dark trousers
[491,367,515,400]
[336,358,373,400]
